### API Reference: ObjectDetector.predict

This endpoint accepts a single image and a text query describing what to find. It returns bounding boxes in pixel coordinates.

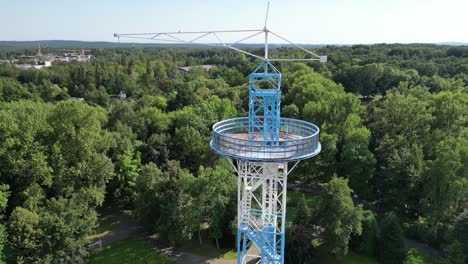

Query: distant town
[0,46,93,69]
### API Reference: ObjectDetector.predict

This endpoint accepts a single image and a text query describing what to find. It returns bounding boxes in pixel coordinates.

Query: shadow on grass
[177,233,237,260]
[90,238,174,264]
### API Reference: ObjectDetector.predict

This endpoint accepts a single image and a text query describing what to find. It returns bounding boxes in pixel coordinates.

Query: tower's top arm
[114,28,327,63]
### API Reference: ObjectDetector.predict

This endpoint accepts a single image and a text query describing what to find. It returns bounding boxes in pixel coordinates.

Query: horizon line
[1,39,467,46]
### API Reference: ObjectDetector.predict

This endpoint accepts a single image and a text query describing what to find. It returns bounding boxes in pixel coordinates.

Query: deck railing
[210,117,320,162]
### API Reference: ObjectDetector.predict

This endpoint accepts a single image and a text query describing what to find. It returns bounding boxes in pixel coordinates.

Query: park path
[90,192,444,263]
[404,238,444,258]
[89,210,236,264]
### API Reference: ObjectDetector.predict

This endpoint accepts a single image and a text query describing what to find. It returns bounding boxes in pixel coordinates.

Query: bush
[285,225,319,264]
[451,210,468,259]
[446,240,466,264]
[355,210,379,258]
[404,218,431,242]
[378,213,407,264]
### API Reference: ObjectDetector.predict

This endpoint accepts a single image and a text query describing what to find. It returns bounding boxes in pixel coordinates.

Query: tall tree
[294,194,311,225]
[0,184,9,263]
[195,162,237,248]
[378,213,407,264]
[446,240,466,264]
[424,137,468,232]
[340,127,376,199]
[318,177,363,256]
[451,210,468,260]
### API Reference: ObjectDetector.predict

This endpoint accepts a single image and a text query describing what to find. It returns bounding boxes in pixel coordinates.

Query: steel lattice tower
[114,5,325,262]
[211,58,321,263]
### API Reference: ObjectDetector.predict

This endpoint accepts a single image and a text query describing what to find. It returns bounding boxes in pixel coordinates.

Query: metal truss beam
[114,29,327,62]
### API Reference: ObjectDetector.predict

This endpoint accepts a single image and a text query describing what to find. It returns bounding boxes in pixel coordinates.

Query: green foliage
[369,87,433,216]
[451,210,468,259]
[340,127,376,199]
[446,240,466,264]
[404,248,445,264]
[319,177,363,256]
[134,161,198,245]
[0,224,5,264]
[195,161,237,248]
[8,207,42,263]
[8,199,96,263]
[111,147,141,204]
[173,126,206,173]
[424,137,468,227]
[285,224,318,264]
[296,132,338,182]
[378,213,407,264]
[355,210,379,258]
[0,44,467,262]
[133,106,170,140]
[285,63,363,138]
[0,100,113,262]
[282,63,370,186]
[294,194,311,225]
[334,63,416,95]
[321,252,379,264]
[0,78,34,102]
[0,185,9,216]
[404,217,432,243]
[133,163,165,230]
[0,184,8,263]
[157,179,197,244]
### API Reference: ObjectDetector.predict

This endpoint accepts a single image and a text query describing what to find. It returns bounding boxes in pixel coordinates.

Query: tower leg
[236,160,288,264]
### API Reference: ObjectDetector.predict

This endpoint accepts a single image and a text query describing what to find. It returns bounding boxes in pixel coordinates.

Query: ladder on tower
[240,186,252,228]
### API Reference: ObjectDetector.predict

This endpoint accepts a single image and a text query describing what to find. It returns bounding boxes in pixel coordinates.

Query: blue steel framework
[248,62,281,142]
[210,60,321,264]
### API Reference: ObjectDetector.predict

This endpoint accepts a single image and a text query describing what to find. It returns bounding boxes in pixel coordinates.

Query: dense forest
[0,44,467,264]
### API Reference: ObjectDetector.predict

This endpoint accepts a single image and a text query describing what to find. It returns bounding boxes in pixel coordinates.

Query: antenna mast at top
[264,2,270,28]
[264,2,270,60]
[114,3,327,63]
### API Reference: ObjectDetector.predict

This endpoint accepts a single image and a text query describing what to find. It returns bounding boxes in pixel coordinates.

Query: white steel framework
[235,160,289,263]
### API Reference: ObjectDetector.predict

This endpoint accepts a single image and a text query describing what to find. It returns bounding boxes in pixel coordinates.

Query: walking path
[404,238,444,258]
[89,210,236,264]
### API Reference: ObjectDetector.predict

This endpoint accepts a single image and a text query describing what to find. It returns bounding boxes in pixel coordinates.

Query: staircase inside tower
[238,162,284,263]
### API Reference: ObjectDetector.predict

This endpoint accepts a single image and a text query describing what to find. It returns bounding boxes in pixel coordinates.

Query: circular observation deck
[210,117,321,162]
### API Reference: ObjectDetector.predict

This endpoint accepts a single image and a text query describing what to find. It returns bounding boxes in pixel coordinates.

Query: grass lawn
[405,248,445,264]
[321,252,379,264]
[177,239,236,259]
[90,238,174,264]
[87,216,121,240]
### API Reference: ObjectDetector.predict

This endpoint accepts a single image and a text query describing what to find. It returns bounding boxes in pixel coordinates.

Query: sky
[1,0,468,44]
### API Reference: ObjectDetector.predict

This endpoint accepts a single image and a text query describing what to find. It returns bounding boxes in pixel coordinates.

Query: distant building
[178,64,216,74]
[118,91,127,100]
[12,47,93,70]
[13,60,51,69]
[53,49,93,62]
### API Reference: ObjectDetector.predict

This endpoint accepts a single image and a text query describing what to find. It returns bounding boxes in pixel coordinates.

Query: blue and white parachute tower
[115,5,326,262]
